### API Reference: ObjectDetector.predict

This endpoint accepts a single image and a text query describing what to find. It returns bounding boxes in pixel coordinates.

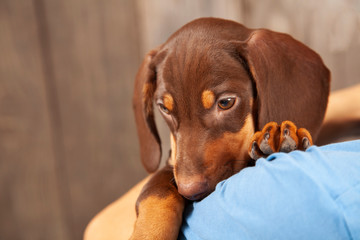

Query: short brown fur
[132,17,330,239]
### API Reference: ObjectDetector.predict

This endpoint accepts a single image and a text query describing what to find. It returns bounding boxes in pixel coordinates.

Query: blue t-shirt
[180,140,360,240]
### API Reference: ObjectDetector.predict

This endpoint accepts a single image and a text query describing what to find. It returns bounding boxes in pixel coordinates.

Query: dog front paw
[248,121,313,160]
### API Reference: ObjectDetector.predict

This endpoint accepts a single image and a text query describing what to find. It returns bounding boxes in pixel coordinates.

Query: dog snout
[177,177,210,201]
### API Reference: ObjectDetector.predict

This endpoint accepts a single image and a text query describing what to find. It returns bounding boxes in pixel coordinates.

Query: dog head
[133,18,330,200]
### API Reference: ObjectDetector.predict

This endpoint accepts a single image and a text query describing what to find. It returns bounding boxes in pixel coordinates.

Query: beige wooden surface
[1,0,359,239]
[0,1,70,239]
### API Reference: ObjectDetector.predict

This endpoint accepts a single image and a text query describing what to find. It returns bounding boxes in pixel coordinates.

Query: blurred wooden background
[0,0,359,239]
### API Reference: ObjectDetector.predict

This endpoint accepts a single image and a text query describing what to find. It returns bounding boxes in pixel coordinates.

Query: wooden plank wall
[0,0,359,239]
[1,1,145,239]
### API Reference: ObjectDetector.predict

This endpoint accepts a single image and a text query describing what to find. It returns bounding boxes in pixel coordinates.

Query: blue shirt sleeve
[179,140,360,240]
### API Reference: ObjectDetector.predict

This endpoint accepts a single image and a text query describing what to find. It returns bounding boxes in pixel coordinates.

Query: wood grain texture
[0,1,70,239]
[39,0,146,238]
[242,0,360,90]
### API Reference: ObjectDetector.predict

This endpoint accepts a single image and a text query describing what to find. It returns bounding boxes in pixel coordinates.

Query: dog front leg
[130,165,185,240]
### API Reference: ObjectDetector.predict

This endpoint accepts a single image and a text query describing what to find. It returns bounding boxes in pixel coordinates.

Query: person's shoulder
[263,139,360,170]
[222,140,360,201]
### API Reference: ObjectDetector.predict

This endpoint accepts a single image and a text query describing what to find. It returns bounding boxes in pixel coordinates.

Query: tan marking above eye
[201,90,215,109]
[163,93,174,112]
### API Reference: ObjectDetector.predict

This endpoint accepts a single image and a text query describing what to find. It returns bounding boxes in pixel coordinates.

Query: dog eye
[218,97,236,110]
[158,104,170,114]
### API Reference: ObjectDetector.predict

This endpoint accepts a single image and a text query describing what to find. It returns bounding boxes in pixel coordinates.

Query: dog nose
[177,179,210,201]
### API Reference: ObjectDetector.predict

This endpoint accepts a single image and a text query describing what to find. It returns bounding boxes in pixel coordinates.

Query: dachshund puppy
[132,18,330,239]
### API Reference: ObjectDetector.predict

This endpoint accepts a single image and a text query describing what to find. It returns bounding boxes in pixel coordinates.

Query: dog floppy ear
[236,30,330,140]
[133,49,161,173]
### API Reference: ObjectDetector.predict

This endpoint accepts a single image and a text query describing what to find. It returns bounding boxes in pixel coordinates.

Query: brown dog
[132,18,330,239]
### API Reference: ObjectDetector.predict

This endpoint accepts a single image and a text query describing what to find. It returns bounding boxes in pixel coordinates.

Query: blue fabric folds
[180,140,360,240]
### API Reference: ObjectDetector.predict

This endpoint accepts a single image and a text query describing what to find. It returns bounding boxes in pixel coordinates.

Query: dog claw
[248,121,313,160]
[259,132,274,155]
[264,132,270,140]
[249,141,261,160]
[279,135,297,153]
[279,124,297,152]
[283,128,290,136]
[259,137,274,155]
[302,137,311,150]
